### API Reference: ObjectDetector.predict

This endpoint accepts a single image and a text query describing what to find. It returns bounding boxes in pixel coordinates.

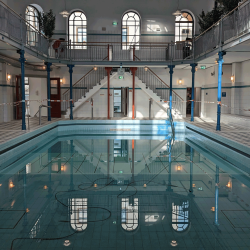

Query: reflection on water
[0,137,250,249]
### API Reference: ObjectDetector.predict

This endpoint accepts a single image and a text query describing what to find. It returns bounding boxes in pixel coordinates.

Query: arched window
[172,201,190,232]
[122,11,141,50]
[25,5,39,46]
[70,198,87,231]
[68,11,87,49]
[175,12,194,42]
[121,198,138,231]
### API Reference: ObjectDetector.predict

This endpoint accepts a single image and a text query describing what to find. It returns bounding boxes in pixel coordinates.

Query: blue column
[67,64,75,120]
[45,62,52,121]
[18,50,26,130]
[216,51,226,131]
[215,165,219,226]
[168,65,175,117]
[190,63,198,122]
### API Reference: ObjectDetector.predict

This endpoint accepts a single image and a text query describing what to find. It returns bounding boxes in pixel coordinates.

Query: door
[16,76,22,120]
[114,88,122,117]
[50,78,61,118]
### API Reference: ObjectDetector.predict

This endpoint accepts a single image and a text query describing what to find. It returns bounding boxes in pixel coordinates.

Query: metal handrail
[134,55,184,101]
[34,105,52,125]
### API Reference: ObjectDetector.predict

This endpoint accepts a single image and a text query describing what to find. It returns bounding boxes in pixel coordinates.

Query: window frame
[68,10,87,49]
[175,11,194,42]
[121,10,141,50]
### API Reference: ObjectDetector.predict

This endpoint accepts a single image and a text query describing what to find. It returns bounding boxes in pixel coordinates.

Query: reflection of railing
[194,0,250,58]
[136,66,184,116]
[61,67,106,112]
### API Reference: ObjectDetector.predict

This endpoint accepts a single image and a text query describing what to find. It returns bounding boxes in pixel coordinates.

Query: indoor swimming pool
[0,135,250,250]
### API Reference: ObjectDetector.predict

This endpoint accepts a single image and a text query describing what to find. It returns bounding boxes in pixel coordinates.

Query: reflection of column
[48,148,52,197]
[107,139,110,183]
[23,169,27,226]
[189,147,195,197]
[130,67,137,119]
[215,165,219,226]
[70,140,74,190]
[105,67,112,119]
[132,140,135,184]
[167,139,173,192]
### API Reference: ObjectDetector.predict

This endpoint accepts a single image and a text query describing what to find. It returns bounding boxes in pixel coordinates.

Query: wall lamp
[144,66,148,71]
[231,75,235,83]
[60,79,63,83]
[178,79,182,84]
[7,74,11,81]
[93,66,98,71]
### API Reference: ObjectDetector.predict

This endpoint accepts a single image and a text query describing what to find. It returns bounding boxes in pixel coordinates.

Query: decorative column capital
[45,62,52,72]
[218,51,226,62]
[190,63,198,73]
[130,67,137,75]
[17,49,25,63]
[168,65,175,74]
[67,64,75,73]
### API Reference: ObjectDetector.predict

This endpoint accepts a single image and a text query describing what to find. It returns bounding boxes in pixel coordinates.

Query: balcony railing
[194,0,250,58]
[48,41,193,61]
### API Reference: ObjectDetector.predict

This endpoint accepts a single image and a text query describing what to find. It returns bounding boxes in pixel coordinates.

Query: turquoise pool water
[0,135,250,250]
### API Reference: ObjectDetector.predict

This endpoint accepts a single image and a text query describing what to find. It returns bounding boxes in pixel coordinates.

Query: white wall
[29,78,47,117]
[7,0,214,41]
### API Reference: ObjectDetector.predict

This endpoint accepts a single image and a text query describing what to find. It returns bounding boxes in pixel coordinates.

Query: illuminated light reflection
[9,181,14,188]
[43,185,48,190]
[171,240,178,247]
[64,240,71,247]
[211,207,215,212]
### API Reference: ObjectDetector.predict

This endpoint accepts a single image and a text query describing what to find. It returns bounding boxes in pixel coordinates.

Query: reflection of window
[121,198,138,231]
[69,11,87,49]
[145,214,159,223]
[172,201,189,231]
[175,12,194,42]
[122,11,141,50]
[70,198,87,231]
[25,5,39,46]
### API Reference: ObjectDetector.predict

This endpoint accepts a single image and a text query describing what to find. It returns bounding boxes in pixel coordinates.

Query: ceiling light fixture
[60,0,70,18]
[172,0,182,16]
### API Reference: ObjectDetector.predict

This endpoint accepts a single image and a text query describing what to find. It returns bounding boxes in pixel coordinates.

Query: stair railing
[61,67,106,112]
[135,61,184,117]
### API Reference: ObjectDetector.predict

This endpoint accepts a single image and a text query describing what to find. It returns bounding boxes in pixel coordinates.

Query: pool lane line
[94,153,102,173]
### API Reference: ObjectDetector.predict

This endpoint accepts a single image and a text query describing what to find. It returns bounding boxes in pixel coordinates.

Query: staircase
[136,67,184,118]
[62,67,107,118]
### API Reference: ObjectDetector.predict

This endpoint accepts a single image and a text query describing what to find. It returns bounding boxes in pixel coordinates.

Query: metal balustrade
[136,67,184,117]
[61,67,106,112]
[194,0,250,59]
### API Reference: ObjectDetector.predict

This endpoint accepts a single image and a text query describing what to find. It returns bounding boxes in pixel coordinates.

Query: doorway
[186,87,201,117]
[114,87,129,117]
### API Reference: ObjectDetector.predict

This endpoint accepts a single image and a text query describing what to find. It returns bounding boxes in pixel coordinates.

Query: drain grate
[0,210,26,229]
[222,210,250,228]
